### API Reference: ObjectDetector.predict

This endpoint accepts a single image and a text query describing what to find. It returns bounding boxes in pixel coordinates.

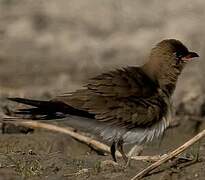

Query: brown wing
[54,67,167,128]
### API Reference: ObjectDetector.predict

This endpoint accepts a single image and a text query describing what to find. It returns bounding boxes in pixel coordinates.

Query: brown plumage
[7,39,199,162]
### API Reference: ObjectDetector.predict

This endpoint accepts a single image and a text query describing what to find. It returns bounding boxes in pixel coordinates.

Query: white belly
[97,109,172,145]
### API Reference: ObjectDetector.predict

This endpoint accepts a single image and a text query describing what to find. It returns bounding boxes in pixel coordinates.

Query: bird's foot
[123,157,131,169]
[100,160,125,171]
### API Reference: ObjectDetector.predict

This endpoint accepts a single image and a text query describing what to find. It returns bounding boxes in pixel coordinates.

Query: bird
[7,39,199,163]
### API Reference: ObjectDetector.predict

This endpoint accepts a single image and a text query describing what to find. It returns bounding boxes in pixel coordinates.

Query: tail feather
[8,98,50,108]
[7,97,94,119]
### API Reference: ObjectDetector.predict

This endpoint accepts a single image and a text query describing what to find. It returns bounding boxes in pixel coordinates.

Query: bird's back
[53,66,170,144]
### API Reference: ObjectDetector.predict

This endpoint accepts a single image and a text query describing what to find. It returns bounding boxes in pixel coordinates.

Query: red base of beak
[182,52,199,61]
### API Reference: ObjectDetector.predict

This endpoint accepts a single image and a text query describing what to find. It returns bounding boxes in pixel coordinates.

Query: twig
[188,115,205,122]
[64,168,91,177]
[131,155,161,162]
[130,128,205,180]
[4,119,115,156]
[3,118,161,162]
[149,155,198,177]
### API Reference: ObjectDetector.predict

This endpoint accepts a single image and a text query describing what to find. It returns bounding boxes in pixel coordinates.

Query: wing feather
[54,67,168,128]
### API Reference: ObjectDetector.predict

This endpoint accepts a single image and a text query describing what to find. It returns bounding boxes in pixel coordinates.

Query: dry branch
[130,128,205,180]
[2,118,161,162]
[3,119,114,155]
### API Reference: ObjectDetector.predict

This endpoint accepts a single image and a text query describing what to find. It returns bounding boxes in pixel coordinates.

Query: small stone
[28,149,36,155]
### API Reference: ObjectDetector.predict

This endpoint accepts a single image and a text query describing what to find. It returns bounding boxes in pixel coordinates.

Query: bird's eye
[173,52,183,65]
[175,52,183,59]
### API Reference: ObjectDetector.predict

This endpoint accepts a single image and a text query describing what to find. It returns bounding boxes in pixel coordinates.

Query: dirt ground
[0,0,205,179]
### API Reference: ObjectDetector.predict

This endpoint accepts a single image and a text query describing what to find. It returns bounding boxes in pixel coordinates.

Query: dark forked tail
[7,97,94,120]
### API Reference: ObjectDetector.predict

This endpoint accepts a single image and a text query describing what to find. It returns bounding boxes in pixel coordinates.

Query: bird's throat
[142,61,182,97]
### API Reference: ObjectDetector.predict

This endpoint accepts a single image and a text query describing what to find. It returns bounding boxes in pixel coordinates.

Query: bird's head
[143,39,199,95]
[150,39,199,69]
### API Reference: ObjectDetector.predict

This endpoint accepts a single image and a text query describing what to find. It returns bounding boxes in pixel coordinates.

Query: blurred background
[1,1,205,179]
[0,0,204,106]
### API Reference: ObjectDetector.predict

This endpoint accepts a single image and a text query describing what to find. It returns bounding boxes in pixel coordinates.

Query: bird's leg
[125,144,144,168]
[117,139,128,163]
[99,141,118,170]
[110,141,117,162]
[128,144,144,157]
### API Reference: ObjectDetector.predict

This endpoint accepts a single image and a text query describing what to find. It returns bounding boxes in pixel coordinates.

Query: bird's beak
[181,52,199,61]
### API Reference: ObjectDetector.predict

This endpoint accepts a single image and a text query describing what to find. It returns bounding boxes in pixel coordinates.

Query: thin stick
[3,119,161,161]
[131,155,161,162]
[4,119,116,155]
[130,129,205,180]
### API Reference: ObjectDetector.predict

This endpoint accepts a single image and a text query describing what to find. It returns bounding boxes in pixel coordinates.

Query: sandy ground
[0,0,205,179]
